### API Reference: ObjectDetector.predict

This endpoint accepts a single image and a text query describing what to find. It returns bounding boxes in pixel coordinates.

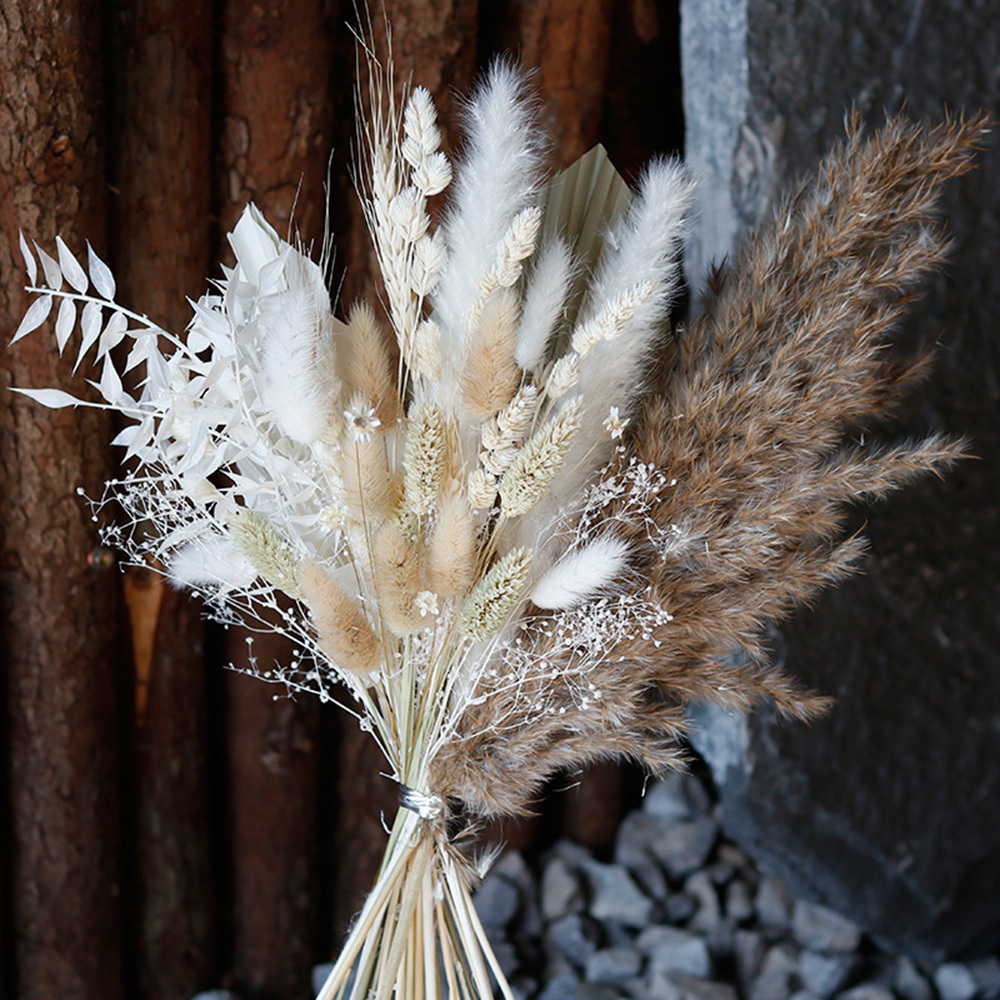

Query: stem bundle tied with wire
[8,20,989,1000]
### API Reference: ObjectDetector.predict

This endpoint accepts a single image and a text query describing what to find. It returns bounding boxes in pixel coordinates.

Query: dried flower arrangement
[8,26,988,1000]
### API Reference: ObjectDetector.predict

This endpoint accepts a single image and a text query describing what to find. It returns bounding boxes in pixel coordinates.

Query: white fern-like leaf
[87,241,116,300]
[56,236,88,294]
[10,294,53,344]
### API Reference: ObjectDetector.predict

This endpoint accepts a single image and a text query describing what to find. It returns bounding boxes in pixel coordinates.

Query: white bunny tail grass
[297,560,381,679]
[515,238,573,372]
[530,535,631,610]
[432,61,546,376]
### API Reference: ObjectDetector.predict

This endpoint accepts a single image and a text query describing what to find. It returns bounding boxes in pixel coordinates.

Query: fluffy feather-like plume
[530,536,631,610]
[430,111,989,818]
[515,238,573,372]
[297,560,381,678]
[432,62,546,387]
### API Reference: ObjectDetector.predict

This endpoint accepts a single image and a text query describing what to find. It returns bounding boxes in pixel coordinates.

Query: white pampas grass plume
[404,402,446,515]
[227,509,301,597]
[342,302,400,427]
[373,521,423,636]
[461,288,521,420]
[427,487,477,598]
[297,560,381,678]
[582,158,693,339]
[457,547,532,639]
[168,533,257,592]
[259,286,339,444]
[516,239,572,372]
[433,61,545,372]
[499,397,583,517]
[530,536,631,610]
[545,161,693,511]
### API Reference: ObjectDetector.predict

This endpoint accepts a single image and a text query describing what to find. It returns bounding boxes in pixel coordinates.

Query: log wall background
[0,2,682,998]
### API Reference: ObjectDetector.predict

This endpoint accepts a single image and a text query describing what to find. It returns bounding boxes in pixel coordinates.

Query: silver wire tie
[398,784,445,821]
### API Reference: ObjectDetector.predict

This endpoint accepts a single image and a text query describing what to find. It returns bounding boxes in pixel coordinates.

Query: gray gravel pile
[470,772,1000,1000]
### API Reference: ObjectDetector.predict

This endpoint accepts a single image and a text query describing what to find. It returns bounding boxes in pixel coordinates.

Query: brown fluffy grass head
[429,111,991,819]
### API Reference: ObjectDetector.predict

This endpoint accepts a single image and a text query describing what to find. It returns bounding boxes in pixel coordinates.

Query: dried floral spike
[499,397,583,516]
[403,402,446,516]
[457,547,532,639]
[227,509,301,598]
[297,560,380,679]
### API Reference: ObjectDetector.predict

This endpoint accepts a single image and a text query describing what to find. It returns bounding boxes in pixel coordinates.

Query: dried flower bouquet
[9,30,988,1000]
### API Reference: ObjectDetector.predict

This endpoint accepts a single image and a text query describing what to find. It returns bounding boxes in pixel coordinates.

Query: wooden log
[505,0,615,167]
[224,653,319,999]
[0,2,123,997]
[217,1,333,993]
[113,3,219,995]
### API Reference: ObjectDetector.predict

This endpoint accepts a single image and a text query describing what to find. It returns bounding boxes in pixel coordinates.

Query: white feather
[515,239,572,372]
[530,536,631,610]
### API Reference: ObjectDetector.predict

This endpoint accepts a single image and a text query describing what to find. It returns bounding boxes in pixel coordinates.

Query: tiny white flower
[415,590,439,618]
[319,505,345,530]
[343,396,382,443]
[604,406,628,440]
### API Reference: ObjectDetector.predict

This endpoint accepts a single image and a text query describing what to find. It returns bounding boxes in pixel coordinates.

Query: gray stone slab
[799,951,860,998]
[474,871,520,929]
[542,856,586,922]
[583,860,655,929]
[648,971,740,1000]
[548,913,600,968]
[585,947,643,986]
[638,926,713,979]
[650,817,719,880]
[539,971,581,1000]
[792,901,861,954]
[683,0,1000,963]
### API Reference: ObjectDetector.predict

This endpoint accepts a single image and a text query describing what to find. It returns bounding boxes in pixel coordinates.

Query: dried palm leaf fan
[8,20,988,1000]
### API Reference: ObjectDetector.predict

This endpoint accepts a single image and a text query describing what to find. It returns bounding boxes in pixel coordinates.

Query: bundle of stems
[9,25,988,1000]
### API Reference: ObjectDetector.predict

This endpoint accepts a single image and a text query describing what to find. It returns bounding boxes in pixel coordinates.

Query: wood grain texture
[508,0,616,167]
[113,2,219,995]
[0,2,123,997]
[217,3,333,993]
[218,0,337,246]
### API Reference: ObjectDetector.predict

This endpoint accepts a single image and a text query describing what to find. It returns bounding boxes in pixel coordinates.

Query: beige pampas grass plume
[457,546,532,639]
[373,521,424,635]
[499,397,583,516]
[341,302,401,427]
[297,559,381,678]
[461,288,521,420]
[427,487,477,598]
[403,402,446,516]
